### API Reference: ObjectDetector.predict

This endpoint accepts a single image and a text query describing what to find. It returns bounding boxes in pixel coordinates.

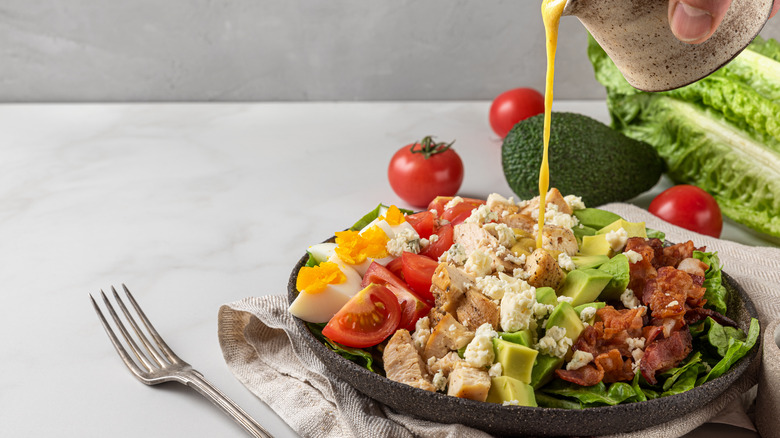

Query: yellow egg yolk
[383,205,406,226]
[334,225,389,265]
[296,262,347,294]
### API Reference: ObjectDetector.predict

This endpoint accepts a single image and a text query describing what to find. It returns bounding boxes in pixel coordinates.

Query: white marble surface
[0,101,774,437]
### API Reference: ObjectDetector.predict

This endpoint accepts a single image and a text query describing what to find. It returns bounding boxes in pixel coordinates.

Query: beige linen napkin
[218,203,780,438]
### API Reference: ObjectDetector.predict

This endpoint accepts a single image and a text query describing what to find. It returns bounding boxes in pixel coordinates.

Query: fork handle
[183,372,274,438]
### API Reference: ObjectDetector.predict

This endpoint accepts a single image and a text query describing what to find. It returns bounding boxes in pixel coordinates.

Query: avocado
[573,208,623,230]
[530,354,565,389]
[574,302,606,325]
[486,376,538,407]
[572,224,598,244]
[492,338,538,384]
[578,234,612,257]
[557,268,613,307]
[499,330,534,348]
[570,254,609,269]
[546,302,586,344]
[597,253,631,301]
[501,112,664,207]
[535,286,558,306]
[597,219,647,238]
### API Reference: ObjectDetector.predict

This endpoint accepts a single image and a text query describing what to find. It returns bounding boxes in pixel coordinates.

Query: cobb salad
[288,190,759,408]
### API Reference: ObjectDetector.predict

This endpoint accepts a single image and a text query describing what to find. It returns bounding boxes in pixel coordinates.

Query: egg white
[288,263,363,323]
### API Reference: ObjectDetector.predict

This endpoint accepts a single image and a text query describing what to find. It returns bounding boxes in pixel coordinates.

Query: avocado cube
[530,353,565,389]
[597,253,630,301]
[486,376,537,407]
[557,269,613,307]
[572,225,597,245]
[546,302,586,345]
[579,234,612,256]
[597,219,647,238]
[574,302,606,325]
[499,329,534,348]
[492,338,538,384]
[570,254,609,270]
[535,286,558,306]
[573,208,622,230]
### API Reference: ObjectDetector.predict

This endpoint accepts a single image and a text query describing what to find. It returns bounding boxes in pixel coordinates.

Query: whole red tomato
[388,136,464,208]
[648,185,723,238]
[489,88,545,138]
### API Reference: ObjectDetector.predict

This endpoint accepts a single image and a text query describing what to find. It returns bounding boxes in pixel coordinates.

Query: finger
[668,0,732,44]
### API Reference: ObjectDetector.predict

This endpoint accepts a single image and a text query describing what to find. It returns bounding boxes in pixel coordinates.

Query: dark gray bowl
[287,248,760,436]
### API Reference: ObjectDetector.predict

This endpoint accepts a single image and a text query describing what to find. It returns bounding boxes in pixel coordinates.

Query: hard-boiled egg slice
[288,262,363,323]
[307,242,337,264]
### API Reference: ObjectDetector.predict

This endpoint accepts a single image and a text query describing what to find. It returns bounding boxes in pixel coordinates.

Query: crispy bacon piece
[658,241,696,268]
[643,267,688,321]
[572,324,601,357]
[556,363,603,387]
[640,329,693,385]
[685,307,738,327]
[598,306,646,340]
[597,349,636,383]
[625,237,658,293]
[556,349,635,386]
[642,325,664,345]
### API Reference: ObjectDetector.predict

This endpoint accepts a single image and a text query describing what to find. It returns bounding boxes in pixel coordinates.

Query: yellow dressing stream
[537,0,567,249]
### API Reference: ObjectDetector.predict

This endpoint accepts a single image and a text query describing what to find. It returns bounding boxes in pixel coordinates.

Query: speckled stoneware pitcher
[564,0,773,91]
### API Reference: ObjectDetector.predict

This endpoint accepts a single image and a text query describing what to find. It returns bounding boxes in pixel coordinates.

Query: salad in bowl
[287,189,759,432]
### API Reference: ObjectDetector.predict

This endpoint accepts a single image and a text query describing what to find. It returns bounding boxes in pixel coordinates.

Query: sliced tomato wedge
[363,262,432,330]
[322,283,401,348]
[427,196,485,215]
[384,256,405,279]
[420,222,454,260]
[405,211,436,239]
[400,252,439,303]
[441,202,480,225]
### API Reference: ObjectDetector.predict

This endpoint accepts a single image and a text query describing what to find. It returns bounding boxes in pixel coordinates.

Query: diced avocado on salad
[289,192,759,409]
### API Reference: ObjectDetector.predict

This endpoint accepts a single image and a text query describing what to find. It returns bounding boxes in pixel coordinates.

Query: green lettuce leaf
[350,204,387,231]
[588,35,780,238]
[542,381,636,406]
[534,392,583,409]
[658,351,703,391]
[662,363,708,397]
[692,250,728,314]
[645,228,666,240]
[698,318,760,384]
[704,317,747,357]
[349,203,414,231]
[306,322,380,374]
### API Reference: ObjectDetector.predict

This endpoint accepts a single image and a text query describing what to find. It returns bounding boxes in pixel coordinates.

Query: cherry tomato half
[400,252,439,303]
[427,196,486,215]
[648,185,723,238]
[388,136,464,208]
[362,262,432,330]
[405,211,436,239]
[322,283,401,348]
[420,222,454,261]
[489,88,545,138]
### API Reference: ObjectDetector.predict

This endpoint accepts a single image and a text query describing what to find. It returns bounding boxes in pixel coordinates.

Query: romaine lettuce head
[589,35,780,238]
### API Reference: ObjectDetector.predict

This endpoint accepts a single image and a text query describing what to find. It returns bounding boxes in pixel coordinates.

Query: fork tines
[90,284,184,383]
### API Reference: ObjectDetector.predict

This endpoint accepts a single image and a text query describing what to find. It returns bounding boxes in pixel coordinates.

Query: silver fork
[90,284,273,438]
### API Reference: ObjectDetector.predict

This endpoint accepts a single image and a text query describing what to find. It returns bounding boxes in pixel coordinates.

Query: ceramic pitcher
[563,0,773,91]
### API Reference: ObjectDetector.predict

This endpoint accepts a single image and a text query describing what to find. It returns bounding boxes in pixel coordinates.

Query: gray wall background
[1,0,778,102]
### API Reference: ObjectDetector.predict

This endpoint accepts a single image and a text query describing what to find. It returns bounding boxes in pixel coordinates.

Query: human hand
[669,0,779,44]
